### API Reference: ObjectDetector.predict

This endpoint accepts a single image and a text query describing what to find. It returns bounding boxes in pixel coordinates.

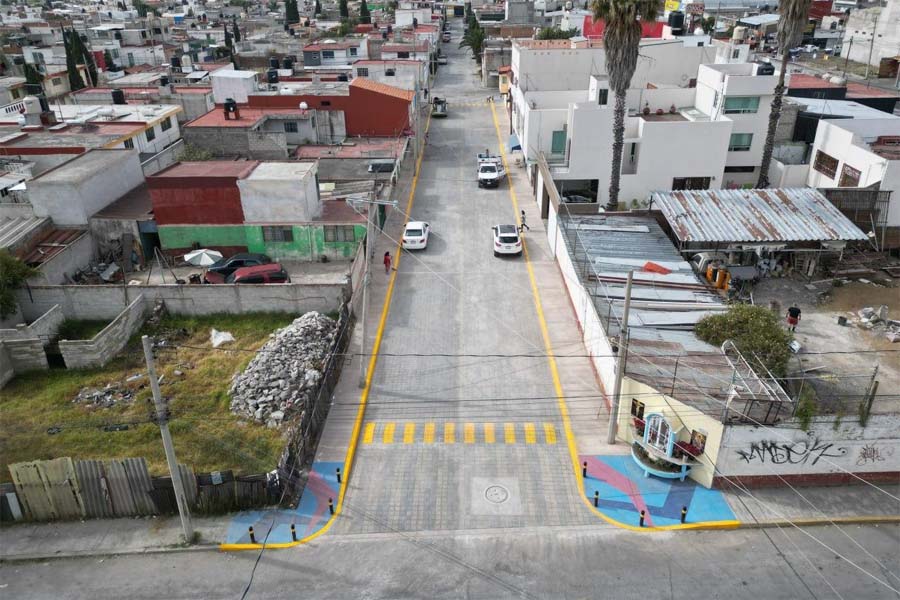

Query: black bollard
[248,526,257,543]
[328,498,334,515]
[639,510,645,527]
[681,506,687,524]
[582,461,588,478]
[593,491,599,507]
[336,467,342,484]
[290,523,297,541]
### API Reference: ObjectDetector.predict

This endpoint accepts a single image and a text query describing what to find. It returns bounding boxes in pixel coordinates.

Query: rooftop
[92,184,152,221]
[794,97,899,119]
[316,198,368,224]
[651,188,868,243]
[20,227,88,267]
[0,215,48,250]
[31,149,135,184]
[350,77,415,101]
[382,42,429,53]
[295,137,405,159]
[736,13,781,25]
[317,157,394,181]
[150,160,260,179]
[244,161,317,181]
[185,106,306,128]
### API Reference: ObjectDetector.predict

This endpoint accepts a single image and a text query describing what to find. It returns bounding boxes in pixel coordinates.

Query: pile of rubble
[855,306,900,342]
[73,382,136,409]
[229,312,337,427]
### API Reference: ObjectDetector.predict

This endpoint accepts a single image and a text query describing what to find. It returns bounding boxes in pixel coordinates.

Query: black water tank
[337,73,349,81]
[171,56,182,68]
[755,61,775,76]
[160,75,170,86]
[667,11,685,29]
[269,56,280,69]
[267,68,279,84]
[282,56,294,69]
[224,97,238,113]
[111,89,127,104]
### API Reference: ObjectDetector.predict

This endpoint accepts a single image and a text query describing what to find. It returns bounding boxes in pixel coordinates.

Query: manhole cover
[484,485,509,504]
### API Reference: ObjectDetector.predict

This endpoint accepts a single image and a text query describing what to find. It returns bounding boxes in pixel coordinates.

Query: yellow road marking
[403,422,415,444]
[424,422,435,444]
[444,422,456,444]
[363,422,376,444]
[484,423,495,444]
[464,422,475,444]
[383,422,395,444]
[523,422,536,444]
[544,422,557,444]
[504,422,516,444]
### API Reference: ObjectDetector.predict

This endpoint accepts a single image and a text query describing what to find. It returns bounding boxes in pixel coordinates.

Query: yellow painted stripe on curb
[484,422,495,444]
[504,422,516,444]
[403,422,415,444]
[219,113,435,552]
[544,423,557,444]
[523,422,536,444]
[464,422,475,444]
[363,422,376,444]
[424,422,435,444]
[444,422,456,444]
[383,422,395,444]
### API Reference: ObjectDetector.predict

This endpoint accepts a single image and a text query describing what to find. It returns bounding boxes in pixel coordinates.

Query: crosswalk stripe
[424,422,435,444]
[464,422,475,444]
[484,423,495,444]
[363,422,376,444]
[504,422,516,444]
[403,422,415,444]
[444,422,455,444]
[524,422,536,444]
[383,422,395,444]
[544,422,557,444]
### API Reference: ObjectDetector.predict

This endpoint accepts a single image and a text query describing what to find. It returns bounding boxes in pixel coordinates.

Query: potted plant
[633,417,645,436]
[642,102,650,116]
[669,103,676,114]
[655,108,664,115]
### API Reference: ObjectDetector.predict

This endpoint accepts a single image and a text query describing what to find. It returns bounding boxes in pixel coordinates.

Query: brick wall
[181,127,288,159]
[0,305,63,344]
[1,338,49,373]
[58,295,148,369]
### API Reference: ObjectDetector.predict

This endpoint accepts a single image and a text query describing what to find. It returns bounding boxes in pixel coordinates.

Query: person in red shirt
[383,252,392,274]
[786,305,801,332]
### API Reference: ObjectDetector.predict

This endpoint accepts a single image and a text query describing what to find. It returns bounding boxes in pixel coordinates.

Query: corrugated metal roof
[0,216,49,249]
[21,228,88,266]
[651,188,868,243]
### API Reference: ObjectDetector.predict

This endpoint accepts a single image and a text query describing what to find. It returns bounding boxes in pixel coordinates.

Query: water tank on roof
[668,11,684,30]
[111,89,127,105]
[337,73,348,81]
[269,56,280,69]
[23,95,41,114]
[224,97,238,113]
[282,56,294,70]
[267,68,279,84]
[171,55,182,68]
[829,75,846,85]
[755,61,775,76]
[160,75,170,86]
[732,26,747,40]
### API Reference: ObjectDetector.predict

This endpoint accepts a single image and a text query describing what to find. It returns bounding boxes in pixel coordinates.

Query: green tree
[285,0,299,24]
[315,0,322,14]
[592,0,661,211]
[535,25,579,39]
[232,17,241,42]
[700,16,716,34]
[177,144,215,161]
[224,21,233,47]
[63,30,85,91]
[103,48,115,70]
[23,62,43,96]
[359,0,370,23]
[0,250,38,319]
[695,304,794,377]
[339,0,349,18]
[267,0,277,11]
[756,0,813,188]
[458,19,485,63]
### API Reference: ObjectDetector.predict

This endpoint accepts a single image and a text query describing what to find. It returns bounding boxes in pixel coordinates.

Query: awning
[507,133,521,152]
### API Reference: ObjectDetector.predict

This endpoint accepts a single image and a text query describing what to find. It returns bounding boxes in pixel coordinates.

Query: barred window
[324,225,356,242]
[262,226,293,242]
[813,150,839,179]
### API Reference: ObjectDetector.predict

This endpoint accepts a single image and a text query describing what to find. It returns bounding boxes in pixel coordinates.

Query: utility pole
[359,194,373,387]
[605,270,633,444]
[142,335,194,542]
[863,9,880,86]
[842,36,853,78]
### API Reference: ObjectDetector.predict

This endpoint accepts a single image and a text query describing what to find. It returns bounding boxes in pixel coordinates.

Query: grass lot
[58,319,110,340]
[0,312,295,483]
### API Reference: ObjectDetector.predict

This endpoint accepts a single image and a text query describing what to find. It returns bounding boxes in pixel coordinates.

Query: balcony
[630,415,697,482]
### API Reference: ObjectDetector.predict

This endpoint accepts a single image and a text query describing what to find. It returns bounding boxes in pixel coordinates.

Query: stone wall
[0,305,63,343]
[182,126,289,159]
[1,338,49,373]
[0,342,13,388]
[16,282,348,322]
[58,295,148,369]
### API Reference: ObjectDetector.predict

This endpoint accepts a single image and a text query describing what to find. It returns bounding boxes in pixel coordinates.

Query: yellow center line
[383,422,396,444]
[424,422,435,444]
[444,422,456,444]
[464,422,475,444]
[484,423,496,444]
[403,422,416,444]
[544,422,558,445]
[504,422,516,444]
[523,422,536,444]
[363,422,376,444]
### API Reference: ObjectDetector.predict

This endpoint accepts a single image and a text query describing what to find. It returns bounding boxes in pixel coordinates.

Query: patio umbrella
[183,249,223,266]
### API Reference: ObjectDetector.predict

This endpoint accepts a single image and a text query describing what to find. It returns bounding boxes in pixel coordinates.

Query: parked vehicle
[203,253,272,283]
[492,224,522,256]
[690,252,728,275]
[477,152,506,188]
[432,97,448,118]
[402,221,431,250]
[225,263,291,284]
[562,194,594,204]
[368,159,396,173]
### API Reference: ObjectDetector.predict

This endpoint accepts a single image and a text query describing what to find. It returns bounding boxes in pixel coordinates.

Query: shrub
[695,304,793,377]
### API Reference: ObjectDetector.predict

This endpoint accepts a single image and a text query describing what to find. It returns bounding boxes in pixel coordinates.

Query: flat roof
[92,183,153,221]
[211,69,257,79]
[316,157,394,181]
[797,97,900,119]
[737,13,780,25]
[185,106,305,128]
[150,160,260,179]
[32,149,136,184]
[21,227,89,267]
[651,188,868,243]
[788,73,843,90]
[0,215,48,250]
[244,161,316,181]
[295,137,406,159]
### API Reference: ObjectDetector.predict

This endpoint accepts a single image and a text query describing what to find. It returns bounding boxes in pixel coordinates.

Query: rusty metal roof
[651,188,868,243]
[21,228,88,266]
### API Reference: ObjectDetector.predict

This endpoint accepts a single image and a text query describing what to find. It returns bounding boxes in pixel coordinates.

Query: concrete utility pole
[606,270,633,444]
[359,195,374,388]
[141,335,194,542]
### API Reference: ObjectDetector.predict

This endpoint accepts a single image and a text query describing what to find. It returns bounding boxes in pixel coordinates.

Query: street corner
[223,460,342,548]
[580,455,738,530]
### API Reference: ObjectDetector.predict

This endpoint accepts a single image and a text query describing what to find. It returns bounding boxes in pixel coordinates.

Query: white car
[402,221,430,250]
[492,224,522,256]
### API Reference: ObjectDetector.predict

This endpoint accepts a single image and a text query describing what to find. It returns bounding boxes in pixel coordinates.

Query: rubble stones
[229,312,337,425]
[74,384,135,409]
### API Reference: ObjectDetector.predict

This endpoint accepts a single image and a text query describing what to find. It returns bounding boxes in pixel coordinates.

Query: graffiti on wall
[735,437,848,466]
[856,444,894,466]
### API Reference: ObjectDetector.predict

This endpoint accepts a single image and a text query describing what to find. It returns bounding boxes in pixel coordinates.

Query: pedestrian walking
[519,210,530,232]
[786,304,801,332]
[383,251,392,274]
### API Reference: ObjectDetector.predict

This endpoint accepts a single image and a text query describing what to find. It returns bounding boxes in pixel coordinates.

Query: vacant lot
[0,313,296,483]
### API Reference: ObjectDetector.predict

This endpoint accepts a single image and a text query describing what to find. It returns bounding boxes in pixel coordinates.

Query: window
[349,47,357,56]
[397,51,410,58]
[723,96,760,114]
[356,67,369,77]
[385,68,395,76]
[10,88,20,99]
[51,77,62,86]
[731,48,741,59]
[324,225,356,242]
[645,414,671,452]
[838,163,861,187]
[724,165,755,173]
[630,399,645,419]
[124,138,134,149]
[728,133,753,151]
[322,50,335,59]
[262,226,294,242]
[160,116,172,131]
[813,150,838,178]
[597,88,608,106]
[550,129,566,154]
[145,127,156,142]
[284,121,298,133]
[672,177,711,190]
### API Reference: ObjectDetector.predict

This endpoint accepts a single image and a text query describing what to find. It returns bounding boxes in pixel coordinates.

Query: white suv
[492,224,522,256]
[402,221,430,250]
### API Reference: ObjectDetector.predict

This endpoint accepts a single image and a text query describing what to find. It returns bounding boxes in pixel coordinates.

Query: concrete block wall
[0,342,13,388]
[58,295,148,369]
[16,282,348,322]
[2,338,49,373]
[0,305,63,344]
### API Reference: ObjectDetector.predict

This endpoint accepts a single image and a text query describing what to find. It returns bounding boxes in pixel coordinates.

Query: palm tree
[458,20,485,63]
[756,0,813,188]
[592,0,661,211]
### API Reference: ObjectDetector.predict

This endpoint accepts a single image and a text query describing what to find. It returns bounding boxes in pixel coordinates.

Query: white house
[380,42,430,61]
[352,60,427,93]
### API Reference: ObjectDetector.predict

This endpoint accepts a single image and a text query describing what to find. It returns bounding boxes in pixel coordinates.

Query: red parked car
[224,264,291,284]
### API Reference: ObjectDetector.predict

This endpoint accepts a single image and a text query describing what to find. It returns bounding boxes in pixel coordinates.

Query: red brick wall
[713,471,899,489]
[148,177,245,225]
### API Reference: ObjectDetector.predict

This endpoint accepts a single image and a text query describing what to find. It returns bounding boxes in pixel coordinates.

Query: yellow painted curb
[219,116,433,552]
